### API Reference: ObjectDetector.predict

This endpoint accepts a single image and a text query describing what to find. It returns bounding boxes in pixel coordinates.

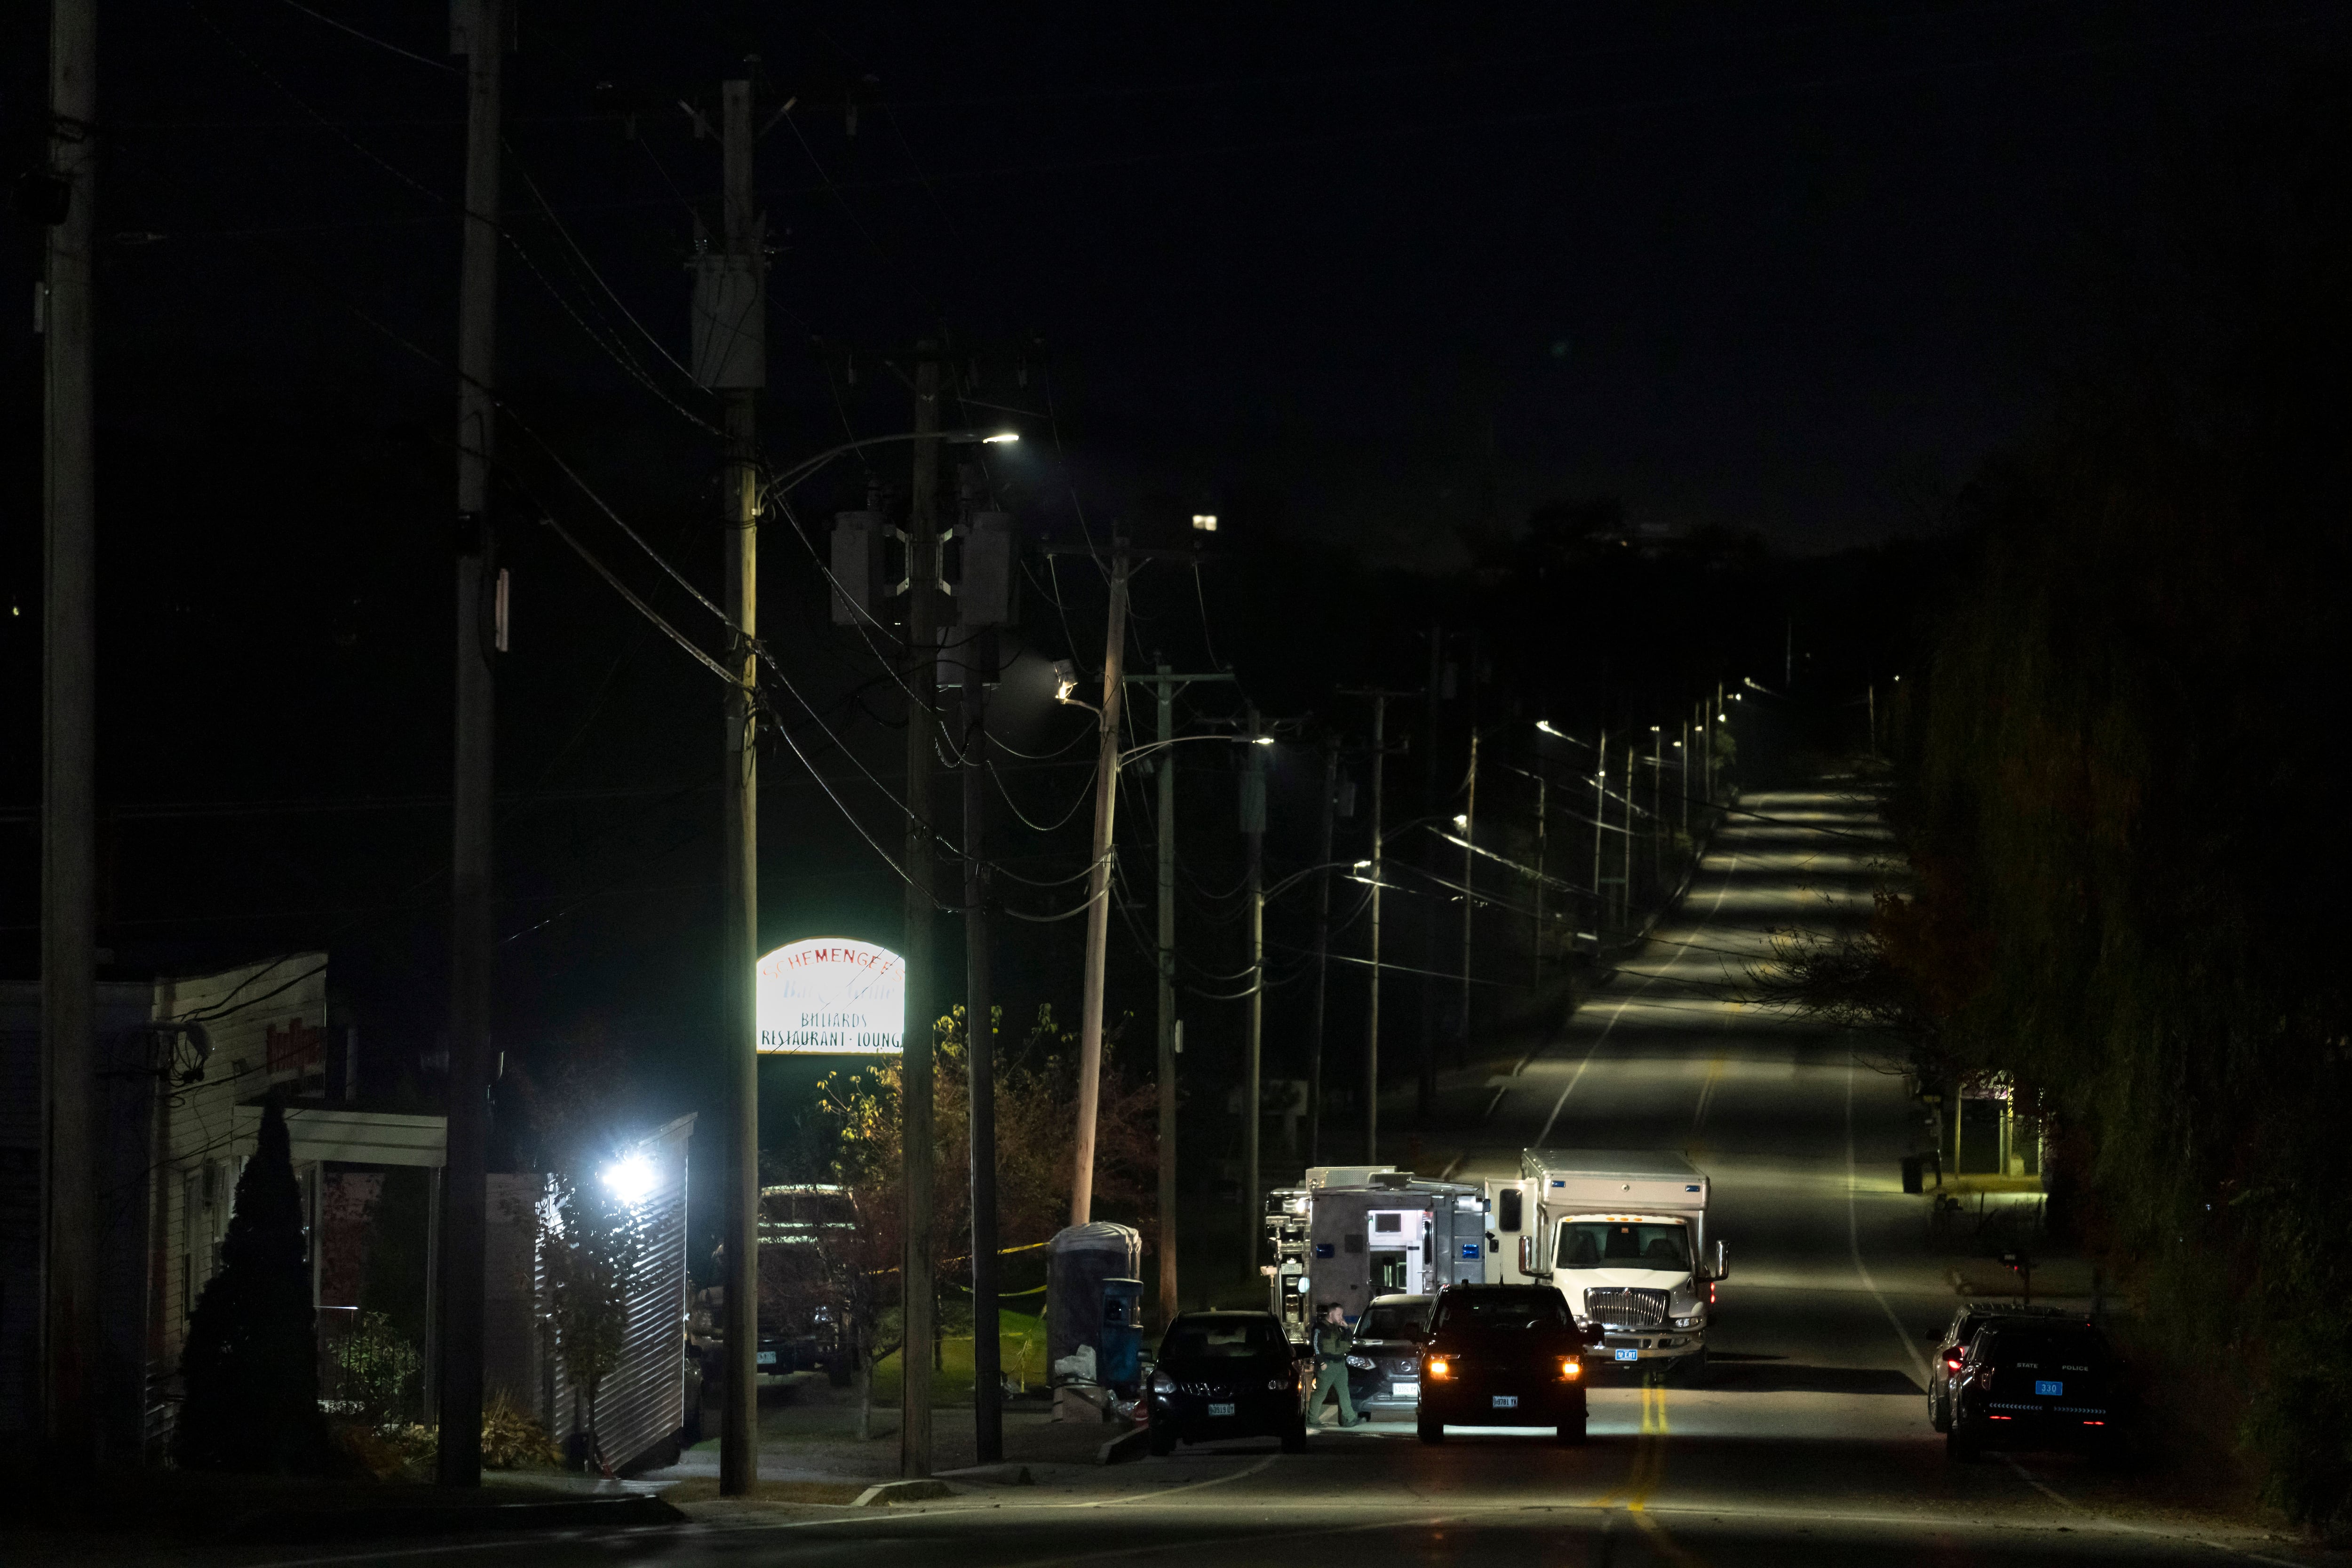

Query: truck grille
[1583,1288,1670,1328]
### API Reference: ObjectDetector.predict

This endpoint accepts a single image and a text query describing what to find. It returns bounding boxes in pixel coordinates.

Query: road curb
[223,1493,683,1541]
[852,1479,955,1506]
[1097,1427,1152,1465]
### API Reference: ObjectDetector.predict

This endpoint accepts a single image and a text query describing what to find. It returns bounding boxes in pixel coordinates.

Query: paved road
[96,788,2326,1568]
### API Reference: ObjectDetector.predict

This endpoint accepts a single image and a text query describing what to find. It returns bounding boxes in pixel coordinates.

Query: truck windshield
[1557,1220,1689,1271]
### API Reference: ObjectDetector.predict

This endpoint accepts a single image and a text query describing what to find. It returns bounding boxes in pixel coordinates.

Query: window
[1434,1289,1568,1331]
[1373,1211,1402,1234]
[1498,1189,1523,1231]
[1556,1220,1689,1271]
[1357,1301,1432,1342]
[1161,1317,1282,1362]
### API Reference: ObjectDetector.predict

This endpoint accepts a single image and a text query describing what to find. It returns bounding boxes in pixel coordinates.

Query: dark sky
[4,1,2346,1184]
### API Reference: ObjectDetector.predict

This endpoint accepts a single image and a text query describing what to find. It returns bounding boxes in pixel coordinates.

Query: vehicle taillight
[1708,1281,1717,1306]
[1427,1358,1452,1380]
[1559,1357,1582,1381]
[1945,1356,1964,1372]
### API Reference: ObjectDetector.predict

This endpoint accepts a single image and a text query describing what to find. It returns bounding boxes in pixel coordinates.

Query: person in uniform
[1307,1301,1363,1429]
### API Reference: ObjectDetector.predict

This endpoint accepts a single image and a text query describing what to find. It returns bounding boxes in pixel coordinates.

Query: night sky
[6,2,2346,1210]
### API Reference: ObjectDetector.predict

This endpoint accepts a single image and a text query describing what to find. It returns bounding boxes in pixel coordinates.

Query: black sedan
[1947,1322,2128,1462]
[1417,1283,1589,1445]
[1146,1310,1307,1455]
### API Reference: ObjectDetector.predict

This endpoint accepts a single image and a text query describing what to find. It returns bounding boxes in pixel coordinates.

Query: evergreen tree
[175,1097,330,1472]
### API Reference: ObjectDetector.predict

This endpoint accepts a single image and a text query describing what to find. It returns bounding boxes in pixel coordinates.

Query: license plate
[1492,1395,1518,1409]
[1208,1401,1235,1417]
[1615,1348,1639,1361]
[2034,1379,2063,1397]
[756,1352,779,1366]
[1392,1381,1420,1398]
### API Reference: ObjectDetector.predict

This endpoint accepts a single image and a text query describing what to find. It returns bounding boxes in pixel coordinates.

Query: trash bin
[1900,1154,1924,1195]
[1099,1278,1143,1390]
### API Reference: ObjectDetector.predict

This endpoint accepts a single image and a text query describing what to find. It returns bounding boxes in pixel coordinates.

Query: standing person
[1307,1302,1363,1430]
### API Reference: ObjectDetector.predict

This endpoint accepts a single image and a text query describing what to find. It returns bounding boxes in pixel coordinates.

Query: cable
[269,0,454,72]
[990,758,1098,836]
[1192,561,1225,673]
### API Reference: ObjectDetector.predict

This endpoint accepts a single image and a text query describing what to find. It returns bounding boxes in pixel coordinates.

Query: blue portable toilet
[1098,1278,1144,1390]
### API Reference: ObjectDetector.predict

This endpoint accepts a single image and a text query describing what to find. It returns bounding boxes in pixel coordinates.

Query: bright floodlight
[1535,720,1561,737]
[1353,859,1372,870]
[1251,734,1275,746]
[1050,658,1082,703]
[1192,514,1218,532]
[603,1151,659,1207]
[983,431,1019,444]
[1453,813,1469,828]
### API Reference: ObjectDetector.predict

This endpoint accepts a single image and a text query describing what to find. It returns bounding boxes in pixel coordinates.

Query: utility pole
[1366,695,1386,1164]
[1650,727,1663,895]
[1592,730,1608,945]
[1417,623,1442,1122]
[1459,729,1477,1054]
[704,72,766,1502]
[1337,690,1412,1162]
[1681,719,1691,839]
[1124,663,1229,1319]
[962,637,1001,1464]
[1070,546,1131,1226]
[1307,738,1336,1167]
[1154,665,1176,1321]
[438,0,504,1487]
[1241,704,1265,1274]
[1531,769,1547,990]
[901,347,943,1478]
[40,0,98,1467]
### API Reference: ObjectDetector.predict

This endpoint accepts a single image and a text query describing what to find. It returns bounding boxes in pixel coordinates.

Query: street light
[602,1151,659,1208]
[1192,514,1218,533]
[759,427,1020,504]
[1535,720,1563,738]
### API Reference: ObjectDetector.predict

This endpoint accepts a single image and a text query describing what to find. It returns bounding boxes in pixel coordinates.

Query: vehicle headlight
[1148,1373,1174,1395]
[1345,1354,1375,1371]
[1266,1377,1290,1391]
[1671,1315,1700,1328]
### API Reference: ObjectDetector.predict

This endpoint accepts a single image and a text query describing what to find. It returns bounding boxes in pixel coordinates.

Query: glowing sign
[756,939,904,1055]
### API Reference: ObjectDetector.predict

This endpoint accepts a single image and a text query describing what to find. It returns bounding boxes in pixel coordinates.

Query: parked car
[1946,1322,2128,1462]
[1346,1294,1435,1419]
[1928,1305,2089,1431]
[1416,1283,1590,1445]
[1146,1310,1308,1455]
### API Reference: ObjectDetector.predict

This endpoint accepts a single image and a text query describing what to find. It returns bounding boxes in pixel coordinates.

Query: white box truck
[1486,1150,1727,1378]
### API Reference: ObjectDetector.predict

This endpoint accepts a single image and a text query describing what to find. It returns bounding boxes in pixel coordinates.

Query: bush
[482,1394,564,1470]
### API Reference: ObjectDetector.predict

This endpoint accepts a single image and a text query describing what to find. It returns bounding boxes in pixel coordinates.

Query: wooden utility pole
[1070,546,1130,1225]
[962,637,1001,1463]
[1127,663,1233,1320]
[1418,624,1443,1122]
[1459,729,1478,1055]
[438,0,504,1487]
[40,0,98,1467]
[1306,739,1337,1167]
[1241,704,1265,1273]
[1358,696,1391,1163]
[1154,665,1176,1319]
[902,347,943,1477]
[707,75,765,1500]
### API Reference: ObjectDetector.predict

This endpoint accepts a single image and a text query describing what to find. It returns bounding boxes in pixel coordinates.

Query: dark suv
[1347,1294,1434,1420]
[1417,1283,1590,1445]
[1146,1311,1307,1455]
[1928,1305,2089,1432]
[1947,1322,2127,1462]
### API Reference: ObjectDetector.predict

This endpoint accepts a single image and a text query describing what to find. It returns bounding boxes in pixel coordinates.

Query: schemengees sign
[755,939,905,1054]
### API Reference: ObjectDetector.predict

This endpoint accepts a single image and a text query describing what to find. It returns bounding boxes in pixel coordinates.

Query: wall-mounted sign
[755,939,904,1055]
